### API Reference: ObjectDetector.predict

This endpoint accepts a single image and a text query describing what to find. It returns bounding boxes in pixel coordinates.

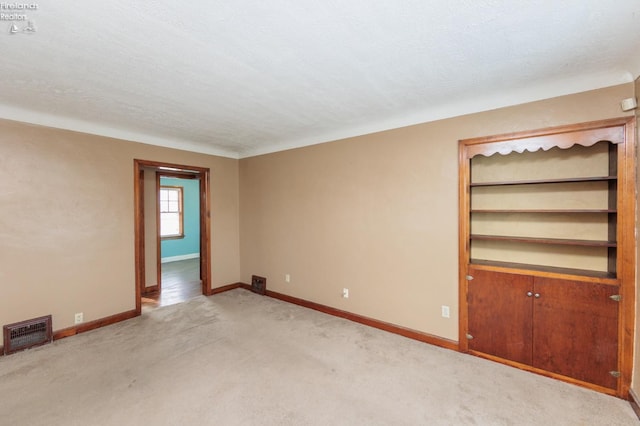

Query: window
[159,186,183,238]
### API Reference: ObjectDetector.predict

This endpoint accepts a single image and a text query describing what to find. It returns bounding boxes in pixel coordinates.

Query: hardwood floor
[142,258,201,313]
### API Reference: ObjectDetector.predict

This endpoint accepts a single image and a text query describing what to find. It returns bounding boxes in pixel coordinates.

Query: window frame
[159,185,184,239]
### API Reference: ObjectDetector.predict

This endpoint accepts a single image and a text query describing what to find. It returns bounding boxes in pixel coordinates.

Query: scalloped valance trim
[465,126,624,158]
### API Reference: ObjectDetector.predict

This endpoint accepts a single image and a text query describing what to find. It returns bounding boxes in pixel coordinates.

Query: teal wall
[160,177,200,259]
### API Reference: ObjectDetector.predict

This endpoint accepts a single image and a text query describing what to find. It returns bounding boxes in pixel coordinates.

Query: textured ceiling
[1,1,639,158]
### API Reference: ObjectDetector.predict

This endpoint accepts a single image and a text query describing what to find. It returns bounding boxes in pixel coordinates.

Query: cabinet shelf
[470,259,617,279]
[470,176,616,187]
[470,234,616,247]
[471,209,616,213]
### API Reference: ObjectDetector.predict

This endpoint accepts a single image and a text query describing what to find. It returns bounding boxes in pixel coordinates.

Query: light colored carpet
[0,289,637,425]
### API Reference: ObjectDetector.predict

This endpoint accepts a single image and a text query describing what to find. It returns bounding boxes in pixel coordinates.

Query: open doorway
[155,173,201,309]
[133,159,212,315]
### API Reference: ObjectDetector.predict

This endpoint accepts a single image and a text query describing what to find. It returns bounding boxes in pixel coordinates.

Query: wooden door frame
[134,159,212,314]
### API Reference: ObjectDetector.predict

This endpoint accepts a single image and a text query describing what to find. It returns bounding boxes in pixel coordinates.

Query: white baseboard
[161,253,200,263]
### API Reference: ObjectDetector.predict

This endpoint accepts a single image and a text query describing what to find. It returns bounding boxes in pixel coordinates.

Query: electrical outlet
[74,312,83,324]
[441,305,450,318]
[285,274,290,283]
[343,288,349,298]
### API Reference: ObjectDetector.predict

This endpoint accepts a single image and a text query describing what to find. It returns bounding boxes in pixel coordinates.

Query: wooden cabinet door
[467,268,533,365]
[532,277,619,389]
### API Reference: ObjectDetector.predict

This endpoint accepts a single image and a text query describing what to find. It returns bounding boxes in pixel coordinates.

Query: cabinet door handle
[534,293,541,298]
[527,291,533,297]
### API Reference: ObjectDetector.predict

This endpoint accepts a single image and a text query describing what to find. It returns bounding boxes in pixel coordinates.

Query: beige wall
[143,167,158,289]
[0,83,634,351]
[239,83,635,341]
[0,119,240,346]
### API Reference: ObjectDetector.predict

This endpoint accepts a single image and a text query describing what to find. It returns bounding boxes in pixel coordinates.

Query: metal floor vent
[3,315,53,355]
[251,275,266,295]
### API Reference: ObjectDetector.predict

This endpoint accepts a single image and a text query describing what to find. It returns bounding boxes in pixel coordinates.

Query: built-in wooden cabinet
[467,267,619,390]
[458,118,636,397]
